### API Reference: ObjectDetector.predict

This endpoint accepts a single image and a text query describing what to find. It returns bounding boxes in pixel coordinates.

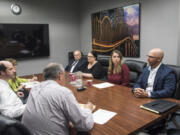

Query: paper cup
[87,80,93,87]
[69,73,76,81]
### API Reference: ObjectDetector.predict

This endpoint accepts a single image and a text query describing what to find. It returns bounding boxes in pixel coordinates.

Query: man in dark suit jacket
[65,50,86,73]
[132,48,176,98]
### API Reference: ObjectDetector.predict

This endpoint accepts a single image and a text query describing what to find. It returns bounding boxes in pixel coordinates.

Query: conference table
[23,73,180,135]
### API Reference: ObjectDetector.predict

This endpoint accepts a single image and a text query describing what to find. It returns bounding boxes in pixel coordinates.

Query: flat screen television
[0,23,50,60]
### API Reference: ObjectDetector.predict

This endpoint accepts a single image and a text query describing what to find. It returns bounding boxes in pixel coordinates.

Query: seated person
[82,51,102,79]
[5,58,37,103]
[65,50,86,73]
[22,63,94,135]
[107,50,130,86]
[0,61,25,118]
[132,48,176,98]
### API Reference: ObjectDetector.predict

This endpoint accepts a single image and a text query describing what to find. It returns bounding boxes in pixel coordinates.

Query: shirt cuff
[147,91,151,97]
[82,108,92,113]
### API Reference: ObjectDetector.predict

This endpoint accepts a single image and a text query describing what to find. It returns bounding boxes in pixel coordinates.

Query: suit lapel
[73,61,79,71]
[70,60,75,67]
[153,64,163,90]
[144,68,150,88]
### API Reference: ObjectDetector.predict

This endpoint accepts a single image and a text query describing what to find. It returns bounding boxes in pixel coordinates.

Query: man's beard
[12,72,17,79]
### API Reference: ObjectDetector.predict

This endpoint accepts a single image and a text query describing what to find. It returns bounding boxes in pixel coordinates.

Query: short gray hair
[43,63,64,80]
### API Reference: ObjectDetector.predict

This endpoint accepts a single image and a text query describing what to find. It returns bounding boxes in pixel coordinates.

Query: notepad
[140,99,178,114]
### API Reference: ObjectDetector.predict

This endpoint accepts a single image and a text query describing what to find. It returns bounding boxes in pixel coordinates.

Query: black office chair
[0,115,32,135]
[166,65,180,99]
[167,128,180,135]
[97,55,110,81]
[165,65,180,135]
[68,51,74,63]
[124,60,147,87]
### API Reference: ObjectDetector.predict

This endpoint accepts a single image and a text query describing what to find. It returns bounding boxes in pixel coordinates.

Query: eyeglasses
[147,55,159,59]
[87,56,94,58]
[74,54,80,57]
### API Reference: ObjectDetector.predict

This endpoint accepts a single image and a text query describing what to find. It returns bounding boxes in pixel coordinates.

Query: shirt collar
[75,60,79,62]
[148,62,162,71]
[0,79,9,86]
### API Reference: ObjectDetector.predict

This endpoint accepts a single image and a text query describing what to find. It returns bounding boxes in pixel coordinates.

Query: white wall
[0,0,81,75]
[140,0,179,65]
[79,0,179,65]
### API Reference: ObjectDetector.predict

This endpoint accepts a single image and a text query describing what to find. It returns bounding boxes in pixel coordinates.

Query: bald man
[0,61,25,118]
[132,48,176,98]
[65,50,86,73]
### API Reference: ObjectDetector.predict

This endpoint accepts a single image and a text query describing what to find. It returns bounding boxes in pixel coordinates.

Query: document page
[21,81,40,88]
[93,82,114,89]
[93,109,117,124]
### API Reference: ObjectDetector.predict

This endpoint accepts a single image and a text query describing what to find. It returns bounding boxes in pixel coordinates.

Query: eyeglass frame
[146,55,159,59]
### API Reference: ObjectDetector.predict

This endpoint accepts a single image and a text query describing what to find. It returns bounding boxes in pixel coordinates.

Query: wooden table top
[22,73,180,135]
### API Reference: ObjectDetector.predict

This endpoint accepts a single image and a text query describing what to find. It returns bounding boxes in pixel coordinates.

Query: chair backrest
[0,115,31,135]
[68,51,74,63]
[97,55,110,81]
[167,128,180,135]
[124,60,147,87]
[166,64,180,99]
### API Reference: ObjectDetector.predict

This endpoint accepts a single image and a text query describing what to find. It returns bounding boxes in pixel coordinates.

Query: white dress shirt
[146,63,162,97]
[0,79,26,118]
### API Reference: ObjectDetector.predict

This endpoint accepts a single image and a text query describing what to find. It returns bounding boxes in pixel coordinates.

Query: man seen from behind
[22,63,94,135]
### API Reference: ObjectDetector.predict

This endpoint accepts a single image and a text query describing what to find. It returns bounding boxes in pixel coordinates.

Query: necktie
[70,61,78,72]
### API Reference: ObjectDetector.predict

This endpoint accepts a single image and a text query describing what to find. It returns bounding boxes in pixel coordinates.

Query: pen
[88,99,91,103]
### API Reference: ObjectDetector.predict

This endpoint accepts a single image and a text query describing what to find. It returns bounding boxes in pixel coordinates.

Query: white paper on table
[21,81,40,88]
[92,82,114,89]
[93,109,117,125]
